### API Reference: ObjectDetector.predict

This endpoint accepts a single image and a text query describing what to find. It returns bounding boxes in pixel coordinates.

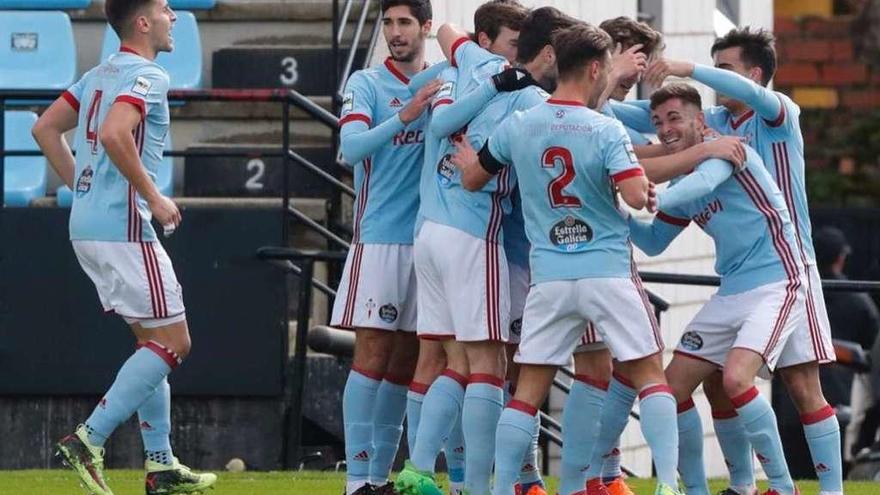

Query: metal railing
[334,0,381,105]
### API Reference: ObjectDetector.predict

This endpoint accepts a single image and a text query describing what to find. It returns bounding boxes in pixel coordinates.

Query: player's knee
[779,365,826,412]
[721,368,753,399]
[573,349,612,382]
[170,333,192,360]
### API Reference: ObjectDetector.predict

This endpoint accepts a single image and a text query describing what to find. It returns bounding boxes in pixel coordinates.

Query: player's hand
[610,43,648,83]
[148,195,181,231]
[646,182,658,213]
[491,67,538,92]
[703,135,747,171]
[643,59,694,88]
[450,137,479,172]
[399,79,443,124]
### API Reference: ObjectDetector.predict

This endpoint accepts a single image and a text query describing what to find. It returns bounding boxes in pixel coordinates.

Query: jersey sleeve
[481,117,514,173]
[451,38,496,73]
[764,92,801,133]
[339,71,376,128]
[114,67,169,117]
[62,70,93,112]
[408,60,451,95]
[338,71,407,166]
[656,157,734,211]
[602,121,644,183]
[628,211,688,256]
[691,64,783,125]
[430,77,496,139]
[608,100,655,134]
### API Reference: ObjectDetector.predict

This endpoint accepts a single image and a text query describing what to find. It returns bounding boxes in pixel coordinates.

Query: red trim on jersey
[611,168,644,183]
[469,373,504,387]
[546,98,587,107]
[507,399,538,416]
[432,98,453,109]
[730,386,760,408]
[340,113,372,127]
[764,94,786,128]
[712,408,738,420]
[384,57,411,84]
[484,165,512,342]
[575,374,609,391]
[351,364,384,381]
[409,381,430,395]
[612,371,635,389]
[352,159,372,242]
[341,243,364,327]
[677,397,696,413]
[61,91,80,112]
[442,368,469,388]
[730,110,754,130]
[656,211,690,227]
[115,95,146,117]
[638,384,673,400]
[144,340,181,369]
[120,45,143,56]
[800,404,834,425]
[450,37,470,68]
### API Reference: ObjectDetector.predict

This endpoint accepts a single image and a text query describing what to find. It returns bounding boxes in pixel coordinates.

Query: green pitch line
[1,470,876,494]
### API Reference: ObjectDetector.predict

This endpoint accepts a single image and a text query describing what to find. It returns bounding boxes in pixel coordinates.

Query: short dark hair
[474,0,529,42]
[381,0,432,25]
[515,6,580,64]
[553,24,613,81]
[599,16,664,57]
[105,0,154,38]
[711,27,777,86]
[649,83,703,110]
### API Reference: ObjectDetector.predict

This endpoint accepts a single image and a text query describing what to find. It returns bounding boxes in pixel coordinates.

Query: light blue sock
[406,383,428,453]
[505,381,543,490]
[137,377,173,465]
[492,403,537,495]
[584,376,636,480]
[600,441,622,483]
[561,377,606,495]
[445,411,465,484]
[637,385,679,487]
[370,379,408,484]
[343,368,381,487]
[713,411,755,489]
[463,377,504,495]
[677,398,710,495]
[732,387,794,494]
[802,405,842,493]
[411,371,467,472]
[85,343,178,446]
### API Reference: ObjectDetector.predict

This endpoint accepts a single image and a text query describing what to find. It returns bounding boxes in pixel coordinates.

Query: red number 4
[85,90,103,155]
[542,146,581,208]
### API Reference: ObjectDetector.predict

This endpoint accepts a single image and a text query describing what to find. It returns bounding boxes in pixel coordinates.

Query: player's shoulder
[439,65,458,80]
[348,67,383,88]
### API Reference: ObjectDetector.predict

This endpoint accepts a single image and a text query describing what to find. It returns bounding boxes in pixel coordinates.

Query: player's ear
[421,19,432,37]
[477,31,491,49]
[749,66,763,85]
[543,44,556,66]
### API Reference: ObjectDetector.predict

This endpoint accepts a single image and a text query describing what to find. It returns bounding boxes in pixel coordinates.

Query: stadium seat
[169,0,215,8]
[99,11,202,90]
[57,132,174,207]
[4,111,47,207]
[0,11,76,91]
[0,0,89,8]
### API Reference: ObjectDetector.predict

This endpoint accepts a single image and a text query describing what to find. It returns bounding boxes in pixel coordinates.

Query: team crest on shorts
[680,331,703,351]
[510,318,522,337]
[365,298,377,318]
[550,215,592,252]
[436,154,456,185]
[76,166,94,196]
[379,304,399,323]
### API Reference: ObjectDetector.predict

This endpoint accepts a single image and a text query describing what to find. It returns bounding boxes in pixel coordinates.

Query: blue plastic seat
[100,11,202,90]
[169,0,214,8]
[0,11,76,91]
[4,111,47,207]
[0,0,89,8]
[57,132,174,207]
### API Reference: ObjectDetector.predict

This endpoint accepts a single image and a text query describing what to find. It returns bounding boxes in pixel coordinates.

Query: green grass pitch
[0,470,876,495]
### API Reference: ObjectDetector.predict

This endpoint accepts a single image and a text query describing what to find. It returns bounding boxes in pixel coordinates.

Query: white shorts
[574,320,607,354]
[414,221,510,342]
[515,275,662,367]
[675,277,808,371]
[776,264,836,368]
[73,240,185,326]
[330,242,417,332]
[507,262,530,345]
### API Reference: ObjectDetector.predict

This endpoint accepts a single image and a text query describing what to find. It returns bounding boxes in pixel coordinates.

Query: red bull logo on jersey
[692,199,723,228]
[393,130,424,146]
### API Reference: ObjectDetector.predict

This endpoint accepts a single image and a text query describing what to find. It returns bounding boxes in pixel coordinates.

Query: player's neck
[120,40,158,61]
[388,53,426,77]
[550,81,588,106]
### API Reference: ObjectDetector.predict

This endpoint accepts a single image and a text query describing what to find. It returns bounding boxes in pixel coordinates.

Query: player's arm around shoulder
[603,120,650,210]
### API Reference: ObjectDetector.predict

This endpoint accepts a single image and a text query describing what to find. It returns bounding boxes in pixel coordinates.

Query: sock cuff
[469,373,504,387]
[575,374,610,391]
[730,386,760,408]
[351,365,383,382]
[409,381,430,395]
[507,399,538,416]
[800,404,835,425]
[638,383,674,400]
[677,397,696,413]
[383,373,411,386]
[143,341,182,369]
[612,371,635,389]
[712,408,738,420]
[442,368,469,388]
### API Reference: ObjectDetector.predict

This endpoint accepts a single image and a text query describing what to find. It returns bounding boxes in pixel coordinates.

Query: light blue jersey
[630,146,802,295]
[601,102,651,145]
[339,58,432,244]
[484,100,644,284]
[63,48,170,242]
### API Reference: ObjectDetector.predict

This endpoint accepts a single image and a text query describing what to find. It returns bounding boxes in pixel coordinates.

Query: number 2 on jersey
[542,146,581,208]
[85,90,104,155]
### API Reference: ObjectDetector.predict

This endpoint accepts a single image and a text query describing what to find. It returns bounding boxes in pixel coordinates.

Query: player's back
[495,100,643,284]
[66,49,170,243]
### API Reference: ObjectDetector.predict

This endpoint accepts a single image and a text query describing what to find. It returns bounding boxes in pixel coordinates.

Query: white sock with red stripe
[85,341,180,446]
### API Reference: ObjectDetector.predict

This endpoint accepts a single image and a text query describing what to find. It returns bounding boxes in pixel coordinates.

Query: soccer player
[452,23,683,495]
[333,1,441,494]
[643,28,841,495]
[31,1,216,494]
[626,83,806,495]
[396,8,576,495]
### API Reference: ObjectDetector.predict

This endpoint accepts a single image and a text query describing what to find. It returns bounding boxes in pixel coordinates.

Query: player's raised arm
[407,61,448,95]
[655,158,733,210]
[437,23,470,63]
[32,95,80,189]
[641,136,745,183]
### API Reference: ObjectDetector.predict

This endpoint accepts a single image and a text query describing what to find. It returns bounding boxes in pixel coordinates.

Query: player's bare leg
[702,372,757,495]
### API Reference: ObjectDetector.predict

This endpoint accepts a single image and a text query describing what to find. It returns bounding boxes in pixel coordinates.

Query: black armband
[478,141,506,175]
